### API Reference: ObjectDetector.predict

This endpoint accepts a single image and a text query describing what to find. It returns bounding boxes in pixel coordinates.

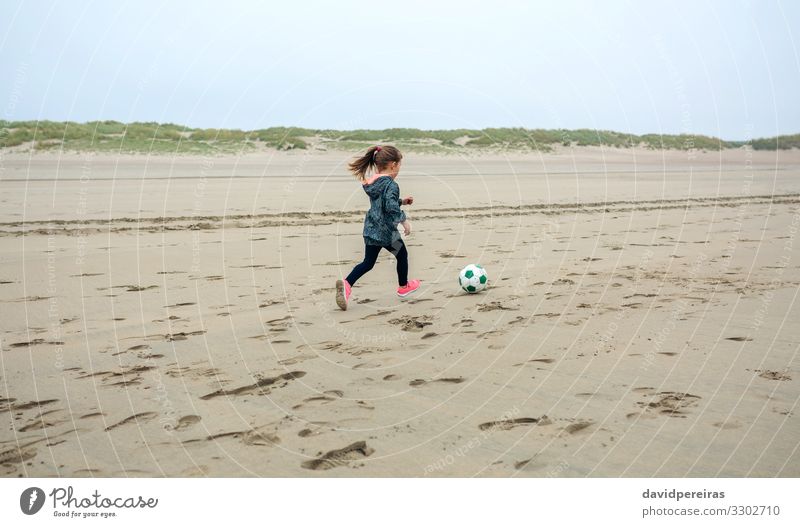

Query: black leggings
[346,240,408,287]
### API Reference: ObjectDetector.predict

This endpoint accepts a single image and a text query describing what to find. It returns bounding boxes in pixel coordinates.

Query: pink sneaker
[335,279,351,310]
[397,279,421,297]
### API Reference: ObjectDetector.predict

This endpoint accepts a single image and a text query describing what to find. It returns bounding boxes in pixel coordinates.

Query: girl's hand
[401,220,412,236]
[402,196,414,205]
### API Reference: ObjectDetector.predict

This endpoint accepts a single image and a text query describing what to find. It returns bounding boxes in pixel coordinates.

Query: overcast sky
[1,0,798,139]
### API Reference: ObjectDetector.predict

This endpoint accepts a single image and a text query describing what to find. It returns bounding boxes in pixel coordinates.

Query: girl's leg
[345,244,382,285]
[386,240,409,287]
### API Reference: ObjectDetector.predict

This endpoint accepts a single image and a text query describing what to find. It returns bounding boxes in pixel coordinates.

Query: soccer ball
[459,264,488,294]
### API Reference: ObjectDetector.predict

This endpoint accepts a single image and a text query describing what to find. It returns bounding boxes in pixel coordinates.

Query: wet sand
[1,147,799,476]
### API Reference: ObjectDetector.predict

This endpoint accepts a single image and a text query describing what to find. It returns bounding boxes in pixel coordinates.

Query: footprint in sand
[241,428,281,446]
[183,427,279,446]
[164,301,196,308]
[122,344,150,353]
[298,427,326,438]
[477,302,516,312]
[311,341,345,351]
[9,295,51,303]
[512,358,555,367]
[409,377,465,387]
[362,310,395,320]
[9,339,64,348]
[76,365,155,387]
[0,447,37,466]
[755,369,792,381]
[104,411,158,431]
[18,409,68,432]
[123,284,159,292]
[561,420,594,435]
[162,330,206,342]
[389,315,433,332]
[514,459,536,470]
[408,298,433,305]
[165,361,224,381]
[631,391,702,418]
[301,441,374,470]
[2,398,59,413]
[277,354,318,366]
[265,315,293,332]
[352,359,393,370]
[126,330,204,342]
[170,415,202,431]
[292,391,343,410]
[478,417,543,431]
[200,371,306,400]
[713,420,742,430]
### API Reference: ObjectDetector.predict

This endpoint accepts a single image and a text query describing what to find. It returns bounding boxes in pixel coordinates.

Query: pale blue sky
[1,0,798,139]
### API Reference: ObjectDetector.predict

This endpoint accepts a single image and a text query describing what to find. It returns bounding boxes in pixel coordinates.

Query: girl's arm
[384,182,407,226]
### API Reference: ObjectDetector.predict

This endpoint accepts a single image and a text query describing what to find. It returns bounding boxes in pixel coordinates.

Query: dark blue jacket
[362,176,406,246]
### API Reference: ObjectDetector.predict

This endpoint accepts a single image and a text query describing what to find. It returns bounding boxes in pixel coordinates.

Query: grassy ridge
[0,120,797,154]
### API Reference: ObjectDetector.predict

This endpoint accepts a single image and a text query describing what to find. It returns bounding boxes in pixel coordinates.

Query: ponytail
[348,145,403,181]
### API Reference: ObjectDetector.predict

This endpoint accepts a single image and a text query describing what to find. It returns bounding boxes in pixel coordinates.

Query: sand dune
[1,148,798,476]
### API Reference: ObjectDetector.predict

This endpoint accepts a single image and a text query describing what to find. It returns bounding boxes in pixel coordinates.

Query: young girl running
[336,145,420,310]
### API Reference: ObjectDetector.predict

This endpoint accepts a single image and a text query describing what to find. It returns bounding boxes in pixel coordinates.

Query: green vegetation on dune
[748,134,800,150]
[0,120,795,154]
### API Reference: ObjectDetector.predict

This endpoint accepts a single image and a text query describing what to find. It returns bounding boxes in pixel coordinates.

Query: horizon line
[3,119,800,144]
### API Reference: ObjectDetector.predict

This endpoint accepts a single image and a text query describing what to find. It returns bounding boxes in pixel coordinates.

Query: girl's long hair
[348,145,403,182]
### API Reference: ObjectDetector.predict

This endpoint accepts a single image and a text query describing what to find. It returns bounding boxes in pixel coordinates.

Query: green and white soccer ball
[459,264,488,294]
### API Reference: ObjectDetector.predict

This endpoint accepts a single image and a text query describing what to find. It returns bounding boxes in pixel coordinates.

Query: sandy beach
[1,147,799,477]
